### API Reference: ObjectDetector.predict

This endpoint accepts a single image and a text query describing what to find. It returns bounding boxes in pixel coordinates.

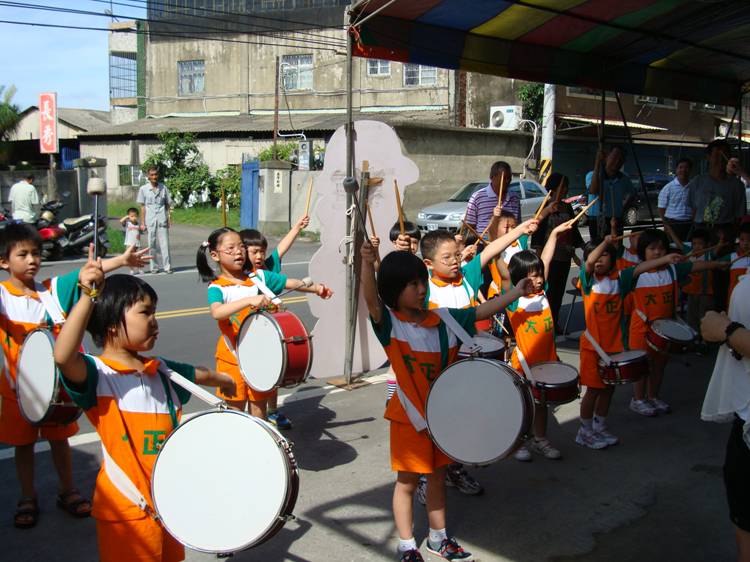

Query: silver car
[416,180,548,234]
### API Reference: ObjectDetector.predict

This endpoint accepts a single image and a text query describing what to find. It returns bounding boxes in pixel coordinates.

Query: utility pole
[540,83,555,163]
[343,25,356,386]
[273,55,280,160]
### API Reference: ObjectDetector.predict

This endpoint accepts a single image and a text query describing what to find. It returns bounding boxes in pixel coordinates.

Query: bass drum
[426,358,533,466]
[151,410,298,554]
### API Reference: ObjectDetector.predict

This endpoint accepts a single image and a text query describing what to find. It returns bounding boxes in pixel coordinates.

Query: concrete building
[109,20,145,124]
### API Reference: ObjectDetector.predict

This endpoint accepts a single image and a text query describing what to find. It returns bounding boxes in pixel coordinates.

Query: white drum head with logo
[609,350,647,363]
[651,319,695,342]
[236,312,285,392]
[460,332,504,356]
[152,410,292,553]
[530,362,578,386]
[426,358,529,465]
[17,330,57,424]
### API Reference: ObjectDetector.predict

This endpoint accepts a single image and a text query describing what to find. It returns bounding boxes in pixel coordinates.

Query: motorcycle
[34,200,109,260]
[36,201,67,261]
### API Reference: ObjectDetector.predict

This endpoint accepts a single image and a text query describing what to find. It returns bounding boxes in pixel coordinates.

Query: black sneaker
[445,465,483,496]
[399,548,424,562]
[425,537,473,561]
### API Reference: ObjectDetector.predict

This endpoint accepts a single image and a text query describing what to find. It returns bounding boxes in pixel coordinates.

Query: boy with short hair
[389,220,421,254]
[120,207,143,275]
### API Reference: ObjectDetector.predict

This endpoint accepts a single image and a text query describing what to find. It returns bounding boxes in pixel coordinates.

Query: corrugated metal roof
[19,106,111,132]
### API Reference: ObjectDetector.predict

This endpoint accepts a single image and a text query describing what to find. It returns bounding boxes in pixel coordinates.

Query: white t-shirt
[9,180,39,222]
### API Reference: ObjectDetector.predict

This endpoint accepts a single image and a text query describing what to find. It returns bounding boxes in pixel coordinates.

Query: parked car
[622,174,671,226]
[416,179,548,233]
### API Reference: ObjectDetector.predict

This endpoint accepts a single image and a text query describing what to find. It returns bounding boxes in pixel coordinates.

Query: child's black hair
[87,274,158,348]
[420,230,456,261]
[739,222,750,236]
[508,250,544,286]
[126,207,139,215]
[583,240,617,270]
[376,250,428,309]
[690,228,711,245]
[196,227,238,282]
[636,229,670,261]
[463,231,478,247]
[388,221,421,242]
[240,228,268,249]
[0,223,42,260]
[498,210,518,222]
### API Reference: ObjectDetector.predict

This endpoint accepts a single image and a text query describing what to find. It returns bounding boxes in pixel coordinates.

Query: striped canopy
[350,0,750,107]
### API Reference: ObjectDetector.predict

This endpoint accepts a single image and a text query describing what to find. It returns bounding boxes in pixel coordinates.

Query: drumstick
[685,243,722,259]
[611,231,638,242]
[394,179,405,236]
[533,189,553,221]
[473,220,494,248]
[366,201,377,238]
[731,250,750,265]
[303,176,314,216]
[276,277,314,299]
[567,197,599,226]
[461,221,482,240]
[493,315,510,335]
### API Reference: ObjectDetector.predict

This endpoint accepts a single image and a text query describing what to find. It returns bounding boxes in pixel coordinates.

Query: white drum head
[460,332,504,355]
[609,350,647,363]
[530,362,578,385]
[426,359,527,465]
[236,313,285,392]
[652,319,695,342]
[152,411,291,553]
[17,330,57,424]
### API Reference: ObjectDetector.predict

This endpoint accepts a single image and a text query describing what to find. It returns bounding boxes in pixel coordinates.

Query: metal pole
[596,89,606,239]
[273,55,280,160]
[343,24,356,386]
[614,92,657,229]
[738,94,744,168]
[540,83,555,161]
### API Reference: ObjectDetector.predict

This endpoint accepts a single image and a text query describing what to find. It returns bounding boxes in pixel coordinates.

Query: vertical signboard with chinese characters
[39,92,59,154]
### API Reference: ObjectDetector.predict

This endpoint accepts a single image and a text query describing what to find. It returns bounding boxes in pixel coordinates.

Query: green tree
[517,82,544,125]
[142,131,215,207]
[0,85,21,141]
[214,165,241,209]
[258,142,297,162]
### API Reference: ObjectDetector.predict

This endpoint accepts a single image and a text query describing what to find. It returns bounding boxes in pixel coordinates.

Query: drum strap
[100,442,156,518]
[434,308,480,356]
[395,386,428,433]
[582,331,613,365]
[157,361,226,409]
[514,348,536,384]
[34,282,66,326]
[155,366,179,431]
[247,271,283,306]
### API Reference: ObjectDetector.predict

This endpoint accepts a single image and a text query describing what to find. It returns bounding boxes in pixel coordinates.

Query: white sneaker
[629,398,657,417]
[575,427,608,450]
[594,427,619,446]
[529,438,562,459]
[648,397,671,414]
[514,444,532,462]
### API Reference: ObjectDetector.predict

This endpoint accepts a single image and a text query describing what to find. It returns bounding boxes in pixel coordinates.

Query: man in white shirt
[658,158,693,242]
[8,174,39,223]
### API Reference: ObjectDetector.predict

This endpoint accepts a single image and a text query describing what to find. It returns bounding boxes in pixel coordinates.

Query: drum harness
[633,264,692,331]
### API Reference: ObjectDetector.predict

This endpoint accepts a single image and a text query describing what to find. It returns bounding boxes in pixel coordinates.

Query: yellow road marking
[155,296,309,320]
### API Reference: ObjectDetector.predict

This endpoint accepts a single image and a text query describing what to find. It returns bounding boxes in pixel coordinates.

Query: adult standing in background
[137,166,173,274]
[585,145,634,241]
[9,174,39,223]
[658,158,694,242]
[465,161,521,236]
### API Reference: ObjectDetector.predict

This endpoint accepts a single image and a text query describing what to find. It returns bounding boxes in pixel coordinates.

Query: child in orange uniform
[54,265,236,562]
[198,227,331,419]
[624,229,727,416]
[496,221,573,460]
[673,228,716,335]
[360,241,532,562]
[0,224,149,528]
[616,230,641,271]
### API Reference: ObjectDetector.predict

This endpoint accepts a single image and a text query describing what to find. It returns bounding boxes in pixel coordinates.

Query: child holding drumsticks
[54,263,236,562]
[197,227,332,419]
[360,240,533,562]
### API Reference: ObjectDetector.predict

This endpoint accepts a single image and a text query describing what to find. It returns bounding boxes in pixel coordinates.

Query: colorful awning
[350,0,750,107]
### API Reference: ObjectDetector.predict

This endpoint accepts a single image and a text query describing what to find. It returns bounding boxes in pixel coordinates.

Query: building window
[178,60,205,96]
[690,102,727,115]
[109,52,137,99]
[367,59,390,76]
[403,64,437,86]
[281,54,313,90]
[635,95,677,109]
[566,87,616,100]
[118,165,143,187]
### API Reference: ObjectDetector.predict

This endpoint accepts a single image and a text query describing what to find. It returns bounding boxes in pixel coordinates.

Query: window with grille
[118,165,143,187]
[178,60,205,96]
[281,54,313,90]
[109,52,137,99]
[367,59,390,76]
[403,64,437,86]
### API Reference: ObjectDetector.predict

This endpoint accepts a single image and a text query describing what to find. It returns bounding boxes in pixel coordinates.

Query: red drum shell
[597,351,649,385]
[273,311,313,389]
[528,362,580,405]
[646,319,696,354]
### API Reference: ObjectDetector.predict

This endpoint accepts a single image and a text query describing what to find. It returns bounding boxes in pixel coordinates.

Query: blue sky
[0,1,146,110]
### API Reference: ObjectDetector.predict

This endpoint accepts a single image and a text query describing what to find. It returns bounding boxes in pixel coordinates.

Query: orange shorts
[97,517,184,562]
[0,395,79,446]
[390,421,452,474]
[579,348,607,389]
[215,358,276,403]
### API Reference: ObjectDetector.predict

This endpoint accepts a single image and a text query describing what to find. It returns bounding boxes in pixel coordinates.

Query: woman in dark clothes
[531,173,585,329]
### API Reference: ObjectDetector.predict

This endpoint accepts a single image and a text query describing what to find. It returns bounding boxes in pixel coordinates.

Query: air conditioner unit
[489,105,522,130]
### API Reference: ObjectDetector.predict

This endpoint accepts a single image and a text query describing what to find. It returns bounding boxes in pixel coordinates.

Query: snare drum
[152,410,298,553]
[426,358,533,465]
[236,310,312,392]
[16,329,81,426]
[646,318,697,353]
[598,350,649,385]
[457,331,505,360]
[529,362,580,405]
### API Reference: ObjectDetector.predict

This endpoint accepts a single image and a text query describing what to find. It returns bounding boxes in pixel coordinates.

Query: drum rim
[597,349,648,367]
[649,319,697,341]
[426,357,532,465]
[151,409,296,553]
[17,328,68,425]
[237,311,288,393]
[278,311,313,389]
[529,361,580,389]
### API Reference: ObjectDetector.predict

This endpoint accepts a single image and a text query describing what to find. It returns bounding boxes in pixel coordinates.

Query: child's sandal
[56,488,92,518]
[14,496,39,529]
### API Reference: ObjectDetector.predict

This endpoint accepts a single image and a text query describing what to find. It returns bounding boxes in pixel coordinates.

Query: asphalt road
[0,231,739,561]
